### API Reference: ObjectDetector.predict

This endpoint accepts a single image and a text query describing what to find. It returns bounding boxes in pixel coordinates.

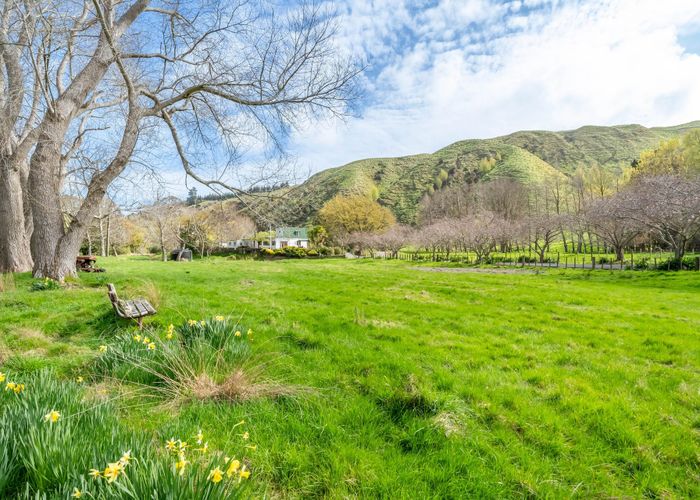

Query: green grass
[1,257,699,497]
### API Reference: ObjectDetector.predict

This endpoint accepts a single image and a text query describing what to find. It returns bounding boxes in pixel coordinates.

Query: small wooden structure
[107,283,156,328]
[76,255,105,273]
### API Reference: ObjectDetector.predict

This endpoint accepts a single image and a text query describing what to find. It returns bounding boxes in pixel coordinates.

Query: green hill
[245,120,700,225]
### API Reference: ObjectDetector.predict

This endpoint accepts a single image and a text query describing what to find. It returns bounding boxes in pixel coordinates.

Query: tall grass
[0,273,15,292]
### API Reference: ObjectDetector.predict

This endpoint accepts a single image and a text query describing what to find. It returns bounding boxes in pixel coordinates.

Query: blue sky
[154,0,700,198]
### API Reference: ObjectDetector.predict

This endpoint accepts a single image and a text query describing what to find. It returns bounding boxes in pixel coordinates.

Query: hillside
[244,120,700,225]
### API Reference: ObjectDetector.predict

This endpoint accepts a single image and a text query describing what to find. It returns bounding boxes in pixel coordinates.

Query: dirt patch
[412,266,539,275]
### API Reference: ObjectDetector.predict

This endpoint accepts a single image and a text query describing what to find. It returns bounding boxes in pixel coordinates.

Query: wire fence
[384,251,700,271]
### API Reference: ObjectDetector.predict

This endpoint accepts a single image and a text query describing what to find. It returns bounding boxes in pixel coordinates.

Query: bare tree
[0,0,360,280]
[618,175,700,259]
[523,213,563,263]
[373,224,413,258]
[584,195,641,261]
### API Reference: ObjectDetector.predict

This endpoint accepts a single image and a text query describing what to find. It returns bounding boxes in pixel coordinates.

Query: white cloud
[290,0,700,175]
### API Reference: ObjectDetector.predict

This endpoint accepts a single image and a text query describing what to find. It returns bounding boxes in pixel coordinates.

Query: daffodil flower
[143,336,151,344]
[226,459,240,478]
[166,438,177,452]
[103,462,123,483]
[147,342,156,350]
[234,330,241,337]
[241,431,249,440]
[245,445,257,451]
[43,409,61,424]
[120,450,132,465]
[208,467,224,483]
[98,345,108,353]
[89,468,101,479]
[238,465,250,482]
[0,372,5,383]
[5,382,15,392]
[166,332,173,340]
[72,488,82,498]
[175,457,189,476]
[187,319,197,326]
[200,320,206,327]
[76,376,84,384]
[215,315,224,321]
[133,334,142,342]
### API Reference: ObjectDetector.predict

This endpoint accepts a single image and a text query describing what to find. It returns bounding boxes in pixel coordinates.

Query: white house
[223,239,259,249]
[274,227,309,249]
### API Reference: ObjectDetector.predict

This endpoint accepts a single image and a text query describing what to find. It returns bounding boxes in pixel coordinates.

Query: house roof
[276,227,308,239]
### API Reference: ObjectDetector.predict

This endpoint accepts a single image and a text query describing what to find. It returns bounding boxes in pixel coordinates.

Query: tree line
[315,132,700,263]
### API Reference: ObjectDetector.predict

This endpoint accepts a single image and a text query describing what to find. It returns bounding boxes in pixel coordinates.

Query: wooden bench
[107,284,156,328]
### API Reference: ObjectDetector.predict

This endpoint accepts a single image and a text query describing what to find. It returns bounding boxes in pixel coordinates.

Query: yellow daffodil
[238,465,250,482]
[197,442,209,454]
[226,459,240,478]
[200,320,206,327]
[166,438,177,452]
[76,376,84,384]
[234,330,241,337]
[166,332,173,340]
[0,372,5,383]
[208,467,224,483]
[98,345,108,353]
[120,450,132,465]
[5,381,16,391]
[103,462,123,483]
[89,468,101,479]
[167,324,175,334]
[14,383,24,394]
[242,431,249,441]
[195,429,204,444]
[245,445,257,451]
[187,319,197,326]
[43,409,61,424]
[72,488,82,498]
[133,334,142,342]
[175,457,189,476]
[247,329,253,336]
[147,342,156,350]
[215,315,224,321]
[142,336,151,344]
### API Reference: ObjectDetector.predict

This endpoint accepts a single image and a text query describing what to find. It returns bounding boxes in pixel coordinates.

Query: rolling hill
[245,120,700,225]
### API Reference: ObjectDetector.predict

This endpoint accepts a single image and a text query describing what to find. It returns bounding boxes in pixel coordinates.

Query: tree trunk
[615,246,624,262]
[29,124,67,278]
[0,158,33,272]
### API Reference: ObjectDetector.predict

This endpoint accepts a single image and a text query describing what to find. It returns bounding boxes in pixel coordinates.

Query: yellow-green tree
[635,131,700,177]
[318,195,396,238]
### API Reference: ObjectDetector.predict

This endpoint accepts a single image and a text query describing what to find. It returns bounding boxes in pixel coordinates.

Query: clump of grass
[134,279,162,309]
[94,317,295,407]
[30,278,61,292]
[0,369,253,498]
[0,273,15,292]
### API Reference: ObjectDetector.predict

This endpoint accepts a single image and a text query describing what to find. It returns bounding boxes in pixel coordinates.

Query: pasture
[1,257,699,498]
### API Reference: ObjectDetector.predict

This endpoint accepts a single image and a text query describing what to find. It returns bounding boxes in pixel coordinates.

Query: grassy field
[1,257,699,498]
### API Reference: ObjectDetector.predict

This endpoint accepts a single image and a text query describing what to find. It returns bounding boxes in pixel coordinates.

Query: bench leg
[137,317,143,329]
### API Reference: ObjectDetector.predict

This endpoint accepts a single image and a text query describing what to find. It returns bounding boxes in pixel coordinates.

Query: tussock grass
[0,273,15,292]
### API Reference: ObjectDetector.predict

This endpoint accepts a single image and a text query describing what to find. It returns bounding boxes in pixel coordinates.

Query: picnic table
[76,255,105,273]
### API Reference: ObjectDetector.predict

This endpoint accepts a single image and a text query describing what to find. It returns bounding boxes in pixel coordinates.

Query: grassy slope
[1,258,699,498]
[251,121,700,225]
